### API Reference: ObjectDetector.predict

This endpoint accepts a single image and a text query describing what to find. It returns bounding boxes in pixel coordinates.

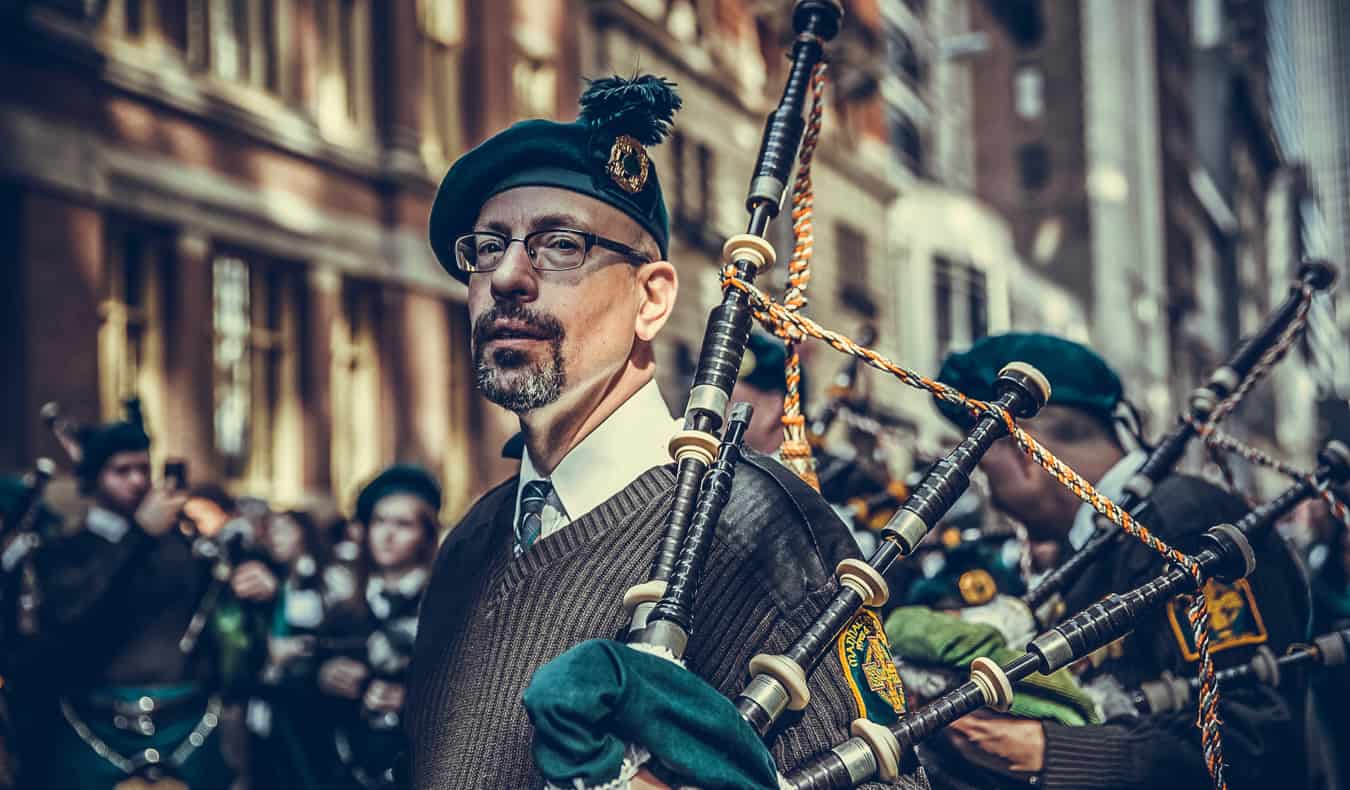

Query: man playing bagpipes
[910,333,1311,789]
[405,72,927,790]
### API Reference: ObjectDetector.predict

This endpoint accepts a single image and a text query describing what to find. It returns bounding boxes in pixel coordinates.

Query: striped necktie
[515,479,553,556]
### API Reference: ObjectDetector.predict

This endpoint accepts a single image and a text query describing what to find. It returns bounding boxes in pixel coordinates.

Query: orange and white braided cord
[776,62,828,490]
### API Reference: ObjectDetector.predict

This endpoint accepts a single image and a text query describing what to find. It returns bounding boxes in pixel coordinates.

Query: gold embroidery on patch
[606,134,650,194]
[838,610,905,723]
[958,569,997,606]
[1166,577,1269,662]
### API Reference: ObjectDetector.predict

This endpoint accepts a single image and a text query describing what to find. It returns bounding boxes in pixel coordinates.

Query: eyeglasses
[452,228,653,274]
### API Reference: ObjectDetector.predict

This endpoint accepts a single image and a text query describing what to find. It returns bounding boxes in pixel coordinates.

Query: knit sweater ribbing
[406,462,925,789]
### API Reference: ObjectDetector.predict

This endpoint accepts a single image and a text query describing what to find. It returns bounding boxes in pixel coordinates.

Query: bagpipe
[620,0,848,653]
[780,440,1350,789]
[1,457,56,639]
[523,3,1348,789]
[622,0,1050,711]
[531,1,1046,784]
[1021,260,1338,624]
[1132,627,1350,717]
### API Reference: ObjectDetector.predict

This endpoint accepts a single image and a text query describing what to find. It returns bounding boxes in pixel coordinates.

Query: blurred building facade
[965,0,1336,480]
[0,0,517,519]
[1267,0,1350,445]
[2,0,960,515]
[2,0,1338,519]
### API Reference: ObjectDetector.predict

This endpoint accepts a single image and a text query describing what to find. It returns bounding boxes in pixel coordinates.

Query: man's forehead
[475,186,640,237]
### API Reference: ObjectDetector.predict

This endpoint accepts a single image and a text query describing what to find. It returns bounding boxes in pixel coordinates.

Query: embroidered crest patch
[1166,578,1269,662]
[837,610,905,725]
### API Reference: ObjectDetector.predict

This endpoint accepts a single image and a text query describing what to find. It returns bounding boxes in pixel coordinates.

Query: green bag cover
[885,606,1100,726]
[523,639,779,789]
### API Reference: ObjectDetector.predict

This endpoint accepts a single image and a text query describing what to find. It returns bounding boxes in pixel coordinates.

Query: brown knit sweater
[406,455,926,789]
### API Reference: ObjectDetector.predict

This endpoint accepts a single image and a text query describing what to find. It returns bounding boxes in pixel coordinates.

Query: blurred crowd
[5,328,1350,789]
[0,400,441,790]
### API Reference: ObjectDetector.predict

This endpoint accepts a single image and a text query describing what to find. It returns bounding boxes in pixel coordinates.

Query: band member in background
[406,74,926,789]
[932,333,1309,790]
[4,400,277,790]
[250,509,332,790]
[0,473,64,789]
[314,464,440,790]
[729,330,794,455]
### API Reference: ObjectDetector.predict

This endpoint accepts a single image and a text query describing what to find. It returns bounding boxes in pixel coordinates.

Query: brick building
[0,0,907,518]
[964,0,1328,474]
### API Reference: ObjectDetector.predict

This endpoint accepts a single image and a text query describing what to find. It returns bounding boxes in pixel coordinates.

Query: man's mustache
[472,304,565,348]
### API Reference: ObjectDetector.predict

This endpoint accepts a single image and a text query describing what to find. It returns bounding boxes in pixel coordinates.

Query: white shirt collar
[86,505,131,543]
[1068,449,1148,550]
[515,378,681,538]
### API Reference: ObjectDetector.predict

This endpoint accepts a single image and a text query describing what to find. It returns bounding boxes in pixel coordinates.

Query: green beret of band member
[935,332,1122,428]
[429,75,682,284]
[906,528,1026,609]
[354,464,443,526]
[76,398,151,495]
[738,331,790,394]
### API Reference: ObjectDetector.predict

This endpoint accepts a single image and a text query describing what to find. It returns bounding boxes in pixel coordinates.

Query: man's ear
[634,260,677,342]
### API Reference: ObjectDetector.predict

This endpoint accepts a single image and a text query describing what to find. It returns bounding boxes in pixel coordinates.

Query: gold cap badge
[607,134,650,194]
[958,568,997,606]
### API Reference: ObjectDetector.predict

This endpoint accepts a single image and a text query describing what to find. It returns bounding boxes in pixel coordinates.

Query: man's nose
[489,240,539,301]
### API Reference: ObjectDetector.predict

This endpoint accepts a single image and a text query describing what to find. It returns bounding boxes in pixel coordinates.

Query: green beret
[935,332,1122,427]
[738,331,789,394]
[355,464,442,525]
[429,75,681,284]
[906,531,1026,609]
[76,398,151,493]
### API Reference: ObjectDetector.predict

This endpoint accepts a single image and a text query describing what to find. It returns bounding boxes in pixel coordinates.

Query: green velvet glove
[885,606,1100,726]
[523,639,780,789]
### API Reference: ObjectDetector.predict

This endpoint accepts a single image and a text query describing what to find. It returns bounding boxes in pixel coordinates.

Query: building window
[316,0,372,139]
[420,0,466,168]
[331,279,383,504]
[888,108,923,173]
[885,22,924,86]
[512,56,557,120]
[100,223,167,427]
[1192,0,1224,48]
[212,256,252,476]
[670,131,721,253]
[1014,64,1044,119]
[206,0,283,92]
[933,255,988,356]
[212,254,297,485]
[510,0,559,121]
[1018,143,1051,190]
[97,0,191,54]
[836,223,877,317]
